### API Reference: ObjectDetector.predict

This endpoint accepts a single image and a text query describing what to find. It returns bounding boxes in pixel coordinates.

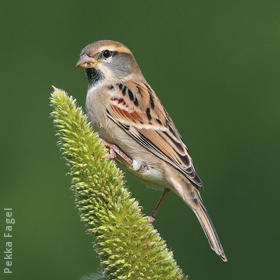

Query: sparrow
[76,40,227,262]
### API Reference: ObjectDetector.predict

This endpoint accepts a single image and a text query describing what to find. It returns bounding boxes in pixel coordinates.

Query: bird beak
[76,55,100,69]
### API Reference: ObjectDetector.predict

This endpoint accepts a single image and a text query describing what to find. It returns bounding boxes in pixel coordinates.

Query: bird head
[76,40,143,87]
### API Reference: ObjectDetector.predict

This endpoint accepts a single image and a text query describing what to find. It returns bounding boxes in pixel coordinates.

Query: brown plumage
[106,81,203,188]
[76,40,227,262]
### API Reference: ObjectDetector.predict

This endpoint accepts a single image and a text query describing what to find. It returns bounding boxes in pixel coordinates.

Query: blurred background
[1,0,280,279]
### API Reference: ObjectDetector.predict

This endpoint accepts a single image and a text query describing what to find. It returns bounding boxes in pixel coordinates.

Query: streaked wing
[106,81,203,188]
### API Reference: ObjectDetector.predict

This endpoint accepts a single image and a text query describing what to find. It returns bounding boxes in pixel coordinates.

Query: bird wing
[106,81,203,188]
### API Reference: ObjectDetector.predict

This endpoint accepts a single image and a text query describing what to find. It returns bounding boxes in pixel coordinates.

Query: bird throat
[85,68,104,88]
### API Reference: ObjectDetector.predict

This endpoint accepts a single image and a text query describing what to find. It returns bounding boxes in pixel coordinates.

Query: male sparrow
[76,40,227,262]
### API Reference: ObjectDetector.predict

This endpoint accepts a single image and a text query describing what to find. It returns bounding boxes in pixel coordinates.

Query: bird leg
[148,188,170,224]
[102,139,133,166]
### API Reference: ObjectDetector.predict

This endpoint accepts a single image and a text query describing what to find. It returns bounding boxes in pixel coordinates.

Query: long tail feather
[193,201,227,262]
[169,175,227,261]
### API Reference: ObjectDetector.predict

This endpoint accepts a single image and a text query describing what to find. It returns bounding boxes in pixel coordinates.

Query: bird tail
[192,200,227,262]
[171,177,228,262]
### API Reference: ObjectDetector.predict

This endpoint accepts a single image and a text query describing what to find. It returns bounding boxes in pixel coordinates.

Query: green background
[1,0,279,279]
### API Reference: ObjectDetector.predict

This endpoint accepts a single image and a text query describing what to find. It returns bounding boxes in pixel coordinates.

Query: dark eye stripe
[103,49,111,58]
[98,50,118,59]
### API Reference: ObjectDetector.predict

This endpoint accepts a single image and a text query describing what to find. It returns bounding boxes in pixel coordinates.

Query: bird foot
[102,140,133,166]
[105,145,117,160]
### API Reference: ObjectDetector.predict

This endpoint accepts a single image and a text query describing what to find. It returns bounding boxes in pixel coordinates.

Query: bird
[76,40,227,262]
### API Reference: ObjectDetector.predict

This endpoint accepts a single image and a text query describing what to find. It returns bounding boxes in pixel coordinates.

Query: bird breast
[86,83,166,189]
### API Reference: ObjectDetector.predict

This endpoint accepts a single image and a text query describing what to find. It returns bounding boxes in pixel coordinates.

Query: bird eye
[102,49,112,58]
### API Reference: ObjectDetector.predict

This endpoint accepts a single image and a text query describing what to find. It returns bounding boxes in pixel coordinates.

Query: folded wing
[106,81,203,188]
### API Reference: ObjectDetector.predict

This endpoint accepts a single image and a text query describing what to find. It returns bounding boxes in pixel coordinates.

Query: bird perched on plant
[76,40,227,262]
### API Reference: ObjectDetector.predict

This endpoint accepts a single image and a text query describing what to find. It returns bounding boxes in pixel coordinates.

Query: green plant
[50,87,186,280]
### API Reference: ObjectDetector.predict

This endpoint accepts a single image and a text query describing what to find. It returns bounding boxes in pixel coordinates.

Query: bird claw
[105,146,117,160]
[102,139,133,166]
